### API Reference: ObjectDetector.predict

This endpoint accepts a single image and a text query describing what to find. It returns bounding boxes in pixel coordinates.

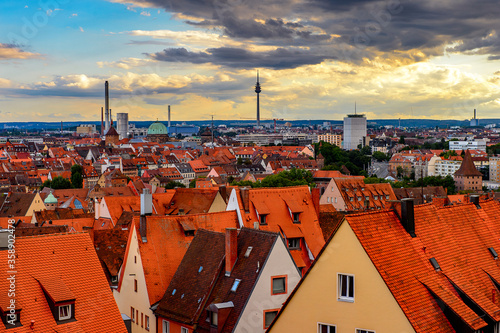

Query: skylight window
[429,257,441,271]
[244,247,253,258]
[489,247,498,260]
[231,279,241,292]
[199,266,203,273]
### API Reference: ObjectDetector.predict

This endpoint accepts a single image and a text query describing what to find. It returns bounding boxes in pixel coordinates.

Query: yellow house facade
[268,219,415,333]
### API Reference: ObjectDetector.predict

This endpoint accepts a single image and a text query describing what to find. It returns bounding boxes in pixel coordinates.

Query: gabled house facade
[155,228,301,333]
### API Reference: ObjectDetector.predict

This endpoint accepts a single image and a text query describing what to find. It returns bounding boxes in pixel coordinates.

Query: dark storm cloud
[120,0,500,64]
[148,47,338,69]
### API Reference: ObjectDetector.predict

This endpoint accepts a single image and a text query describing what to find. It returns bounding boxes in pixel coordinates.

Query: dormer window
[59,305,71,320]
[260,214,267,225]
[1,306,22,328]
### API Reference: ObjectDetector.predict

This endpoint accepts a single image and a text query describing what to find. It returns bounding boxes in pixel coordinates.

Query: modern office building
[343,114,367,150]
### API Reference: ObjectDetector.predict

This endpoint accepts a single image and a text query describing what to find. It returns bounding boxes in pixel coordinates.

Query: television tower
[255,71,261,127]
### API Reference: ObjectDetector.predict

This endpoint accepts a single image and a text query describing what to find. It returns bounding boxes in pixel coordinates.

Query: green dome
[44,193,58,204]
[147,121,168,135]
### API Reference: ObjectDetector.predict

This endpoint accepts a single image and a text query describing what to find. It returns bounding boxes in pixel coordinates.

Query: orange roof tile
[133,211,239,305]
[345,200,500,332]
[0,233,126,332]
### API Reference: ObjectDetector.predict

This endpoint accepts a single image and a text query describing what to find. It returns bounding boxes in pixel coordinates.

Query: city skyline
[1,0,500,122]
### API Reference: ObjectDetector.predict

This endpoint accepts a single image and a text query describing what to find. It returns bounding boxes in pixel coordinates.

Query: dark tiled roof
[94,229,129,276]
[454,150,482,177]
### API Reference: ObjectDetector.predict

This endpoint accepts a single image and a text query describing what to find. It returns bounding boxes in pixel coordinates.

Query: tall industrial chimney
[101,107,104,136]
[105,81,110,132]
[168,105,171,128]
[474,109,476,120]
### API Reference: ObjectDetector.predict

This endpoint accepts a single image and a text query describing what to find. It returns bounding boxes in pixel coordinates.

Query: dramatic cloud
[0,43,41,60]
[148,47,344,69]
[110,0,500,64]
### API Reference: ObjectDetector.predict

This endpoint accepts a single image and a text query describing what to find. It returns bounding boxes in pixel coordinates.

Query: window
[181,328,189,333]
[334,197,337,203]
[272,276,287,295]
[338,274,354,302]
[59,305,71,320]
[264,310,278,329]
[131,307,135,322]
[134,279,138,292]
[260,214,267,225]
[293,212,300,223]
[146,316,150,331]
[385,195,390,200]
[356,330,375,333]
[209,311,218,326]
[136,310,139,325]
[374,195,378,200]
[288,238,300,250]
[231,279,241,292]
[318,323,336,333]
[141,313,144,327]
[162,320,170,333]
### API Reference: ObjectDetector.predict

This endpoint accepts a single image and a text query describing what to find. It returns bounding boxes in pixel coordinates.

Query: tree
[189,179,196,188]
[399,136,405,144]
[71,164,84,188]
[396,166,404,178]
[40,179,52,190]
[372,151,389,162]
[232,169,315,188]
[50,176,72,189]
[165,181,186,189]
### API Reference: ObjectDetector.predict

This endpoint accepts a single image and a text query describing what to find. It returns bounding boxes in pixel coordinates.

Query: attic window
[111,276,118,283]
[59,305,71,320]
[260,214,267,225]
[489,247,498,260]
[231,279,241,292]
[292,213,300,224]
[429,257,441,271]
[245,247,253,257]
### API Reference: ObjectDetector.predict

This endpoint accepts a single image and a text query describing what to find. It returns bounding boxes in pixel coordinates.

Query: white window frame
[163,320,170,333]
[356,329,375,333]
[59,305,71,320]
[181,327,189,333]
[317,322,336,333]
[337,273,355,302]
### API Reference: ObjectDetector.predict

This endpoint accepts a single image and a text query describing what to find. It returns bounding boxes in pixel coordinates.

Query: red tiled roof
[345,200,500,332]
[454,150,482,177]
[134,211,239,305]
[0,233,127,332]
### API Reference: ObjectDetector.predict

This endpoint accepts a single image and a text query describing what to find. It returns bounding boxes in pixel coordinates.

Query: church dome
[147,121,168,135]
[44,192,58,204]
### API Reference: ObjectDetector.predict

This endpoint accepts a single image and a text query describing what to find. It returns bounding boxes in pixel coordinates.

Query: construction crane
[240,117,284,132]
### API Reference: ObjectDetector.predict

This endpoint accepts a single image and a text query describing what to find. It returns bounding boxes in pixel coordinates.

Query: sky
[0,0,500,123]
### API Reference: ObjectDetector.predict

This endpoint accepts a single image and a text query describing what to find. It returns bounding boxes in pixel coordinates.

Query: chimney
[470,194,480,208]
[225,228,238,276]
[253,221,259,230]
[400,198,415,237]
[168,105,171,128]
[139,215,147,243]
[240,188,249,212]
[101,107,104,136]
[219,185,227,203]
[105,81,110,132]
[140,188,153,216]
[311,187,320,218]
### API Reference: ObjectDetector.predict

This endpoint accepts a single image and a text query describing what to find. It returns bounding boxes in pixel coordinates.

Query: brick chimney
[311,187,320,218]
[225,228,238,276]
[219,185,227,203]
[400,198,415,237]
[240,188,249,213]
[139,215,147,242]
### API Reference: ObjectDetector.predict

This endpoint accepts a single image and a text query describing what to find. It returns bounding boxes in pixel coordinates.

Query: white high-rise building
[343,114,367,150]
